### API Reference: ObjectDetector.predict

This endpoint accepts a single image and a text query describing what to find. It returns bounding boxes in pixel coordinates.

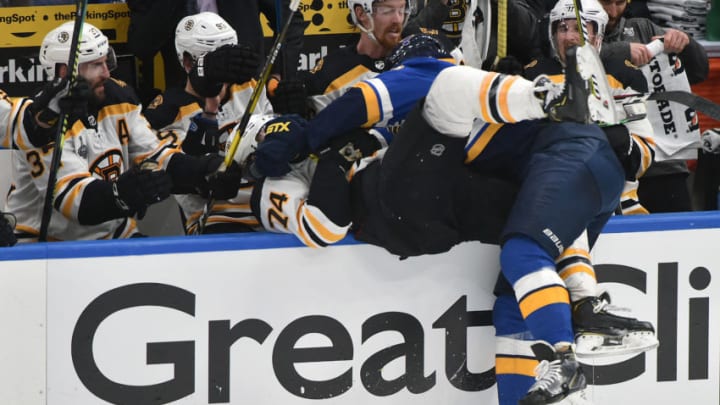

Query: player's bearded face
[599,0,626,31]
[373,0,407,51]
[79,56,111,102]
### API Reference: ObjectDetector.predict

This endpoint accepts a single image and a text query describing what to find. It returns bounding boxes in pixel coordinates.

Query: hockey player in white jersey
[143,12,273,234]
[5,21,243,242]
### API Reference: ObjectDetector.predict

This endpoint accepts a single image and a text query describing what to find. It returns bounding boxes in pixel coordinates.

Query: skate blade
[575,332,659,358]
[555,388,593,405]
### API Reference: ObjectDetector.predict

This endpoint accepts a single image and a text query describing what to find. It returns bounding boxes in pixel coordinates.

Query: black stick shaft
[39,0,89,242]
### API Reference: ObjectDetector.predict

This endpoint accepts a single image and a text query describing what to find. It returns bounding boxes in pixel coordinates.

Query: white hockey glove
[701,128,720,154]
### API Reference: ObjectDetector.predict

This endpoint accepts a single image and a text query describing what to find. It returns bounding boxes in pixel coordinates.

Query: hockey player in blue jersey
[252,30,656,361]
[493,0,658,402]
[245,45,620,403]
[252,34,459,178]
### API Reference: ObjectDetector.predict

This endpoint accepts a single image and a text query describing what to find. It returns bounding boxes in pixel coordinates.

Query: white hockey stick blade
[575,44,618,126]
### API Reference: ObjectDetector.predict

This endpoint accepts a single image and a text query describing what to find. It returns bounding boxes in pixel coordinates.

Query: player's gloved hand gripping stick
[195,0,302,235]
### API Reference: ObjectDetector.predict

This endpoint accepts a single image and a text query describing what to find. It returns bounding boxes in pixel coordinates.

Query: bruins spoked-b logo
[89,150,124,182]
[57,30,70,44]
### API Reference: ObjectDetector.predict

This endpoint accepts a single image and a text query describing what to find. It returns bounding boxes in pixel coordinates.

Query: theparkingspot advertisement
[0,2,358,96]
[1,213,718,404]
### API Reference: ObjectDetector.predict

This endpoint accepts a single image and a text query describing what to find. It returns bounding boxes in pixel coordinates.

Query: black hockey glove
[269,79,308,116]
[493,55,524,75]
[319,128,383,172]
[0,212,17,248]
[189,70,223,98]
[58,77,92,116]
[251,114,310,178]
[603,125,640,180]
[32,76,92,117]
[194,154,244,200]
[27,77,91,146]
[198,43,260,84]
[182,114,221,156]
[113,162,173,219]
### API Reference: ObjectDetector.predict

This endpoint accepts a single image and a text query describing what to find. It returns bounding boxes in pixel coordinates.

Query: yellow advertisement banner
[270,0,357,35]
[0,2,356,49]
[0,4,130,48]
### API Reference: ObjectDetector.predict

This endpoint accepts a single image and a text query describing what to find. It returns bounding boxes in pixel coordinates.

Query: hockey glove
[32,76,92,117]
[182,113,221,156]
[0,212,17,248]
[57,77,92,116]
[251,114,310,178]
[27,77,91,146]
[113,162,173,219]
[493,55,524,75]
[198,44,260,84]
[194,154,244,200]
[701,128,720,154]
[269,79,308,116]
[602,125,636,179]
[319,128,383,172]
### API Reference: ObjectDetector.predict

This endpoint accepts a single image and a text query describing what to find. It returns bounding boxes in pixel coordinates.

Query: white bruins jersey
[144,81,273,234]
[253,159,350,248]
[0,90,17,149]
[217,80,273,132]
[6,79,179,242]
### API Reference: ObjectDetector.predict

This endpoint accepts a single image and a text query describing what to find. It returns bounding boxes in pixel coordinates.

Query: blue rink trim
[1,211,720,261]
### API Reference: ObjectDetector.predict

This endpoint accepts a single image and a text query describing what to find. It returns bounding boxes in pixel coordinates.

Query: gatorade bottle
[709,0,720,41]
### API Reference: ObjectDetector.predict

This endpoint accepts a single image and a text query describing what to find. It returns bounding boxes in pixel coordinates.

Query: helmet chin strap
[357,16,379,45]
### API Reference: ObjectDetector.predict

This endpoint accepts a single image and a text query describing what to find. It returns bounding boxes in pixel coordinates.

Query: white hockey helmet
[549,0,608,55]
[225,114,278,167]
[39,22,115,78]
[348,0,416,27]
[175,12,238,67]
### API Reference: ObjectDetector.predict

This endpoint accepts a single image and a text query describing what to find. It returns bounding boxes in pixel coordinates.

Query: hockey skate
[573,292,659,358]
[519,342,589,405]
[540,46,590,124]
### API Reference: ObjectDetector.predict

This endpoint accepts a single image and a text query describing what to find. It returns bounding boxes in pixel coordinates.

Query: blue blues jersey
[305,57,456,151]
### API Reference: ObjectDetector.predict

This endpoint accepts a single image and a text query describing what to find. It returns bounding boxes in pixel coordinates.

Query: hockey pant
[350,101,517,257]
[493,124,624,404]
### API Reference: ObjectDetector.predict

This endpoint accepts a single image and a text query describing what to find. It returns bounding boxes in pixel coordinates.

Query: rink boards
[0,212,719,404]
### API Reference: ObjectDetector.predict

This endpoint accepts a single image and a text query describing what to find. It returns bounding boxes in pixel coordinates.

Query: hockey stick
[39,0,89,242]
[615,91,720,121]
[490,0,508,69]
[194,0,302,235]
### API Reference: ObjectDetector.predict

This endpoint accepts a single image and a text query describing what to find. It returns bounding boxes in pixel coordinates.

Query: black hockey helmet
[386,33,454,68]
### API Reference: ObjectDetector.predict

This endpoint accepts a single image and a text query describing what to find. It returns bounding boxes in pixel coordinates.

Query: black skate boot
[541,45,590,123]
[519,342,587,405]
[573,292,659,358]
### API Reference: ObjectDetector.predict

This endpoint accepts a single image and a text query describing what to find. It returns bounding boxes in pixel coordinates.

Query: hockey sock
[500,235,574,346]
[556,232,599,302]
[422,66,547,137]
[493,295,539,405]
